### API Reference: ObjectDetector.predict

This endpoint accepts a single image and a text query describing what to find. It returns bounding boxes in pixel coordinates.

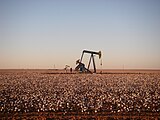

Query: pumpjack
[75,50,102,73]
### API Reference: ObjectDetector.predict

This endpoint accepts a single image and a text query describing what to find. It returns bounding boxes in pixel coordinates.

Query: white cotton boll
[118,103,121,107]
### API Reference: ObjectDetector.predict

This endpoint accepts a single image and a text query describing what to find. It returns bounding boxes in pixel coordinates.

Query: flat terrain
[0,69,160,119]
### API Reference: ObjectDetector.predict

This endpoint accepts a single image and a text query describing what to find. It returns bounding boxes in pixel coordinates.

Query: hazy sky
[0,0,160,69]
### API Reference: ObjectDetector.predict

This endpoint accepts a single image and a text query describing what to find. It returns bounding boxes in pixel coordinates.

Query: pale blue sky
[0,0,160,69]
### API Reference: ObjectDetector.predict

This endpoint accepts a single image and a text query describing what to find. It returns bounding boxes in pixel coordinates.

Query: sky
[0,0,160,69]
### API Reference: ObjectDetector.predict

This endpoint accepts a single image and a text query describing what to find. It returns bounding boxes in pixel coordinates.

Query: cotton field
[0,70,160,115]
